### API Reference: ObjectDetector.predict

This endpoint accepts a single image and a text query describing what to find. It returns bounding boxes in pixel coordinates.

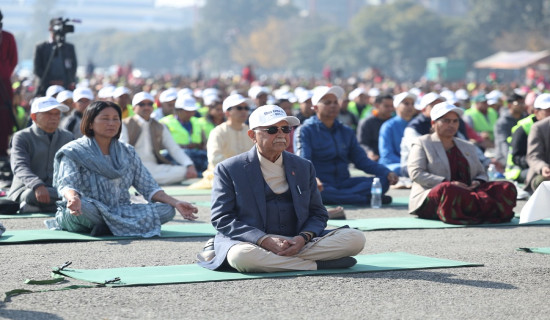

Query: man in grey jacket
[8,97,73,213]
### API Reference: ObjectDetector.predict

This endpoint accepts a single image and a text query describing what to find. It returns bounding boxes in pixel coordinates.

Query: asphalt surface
[0,184,548,320]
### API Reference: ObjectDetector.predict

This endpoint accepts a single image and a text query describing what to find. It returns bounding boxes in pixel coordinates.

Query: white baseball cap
[486,90,503,105]
[222,94,251,112]
[248,86,270,99]
[249,105,300,130]
[56,90,73,103]
[297,90,313,103]
[202,88,220,98]
[418,92,444,110]
[440,90,457,105]
[98,85,115,99]
[348,87,366,101]
[175,95,198,111]
[45,85,65,97]
[311,86,345,106]
[534,93,550,110]
[393,92,417,108]
[31,97,69,114]
[159,88,178,103]
[73,87,94,102]
[455,89,469,100]
[113,86,131,98]
[132,92,154,106]
[178,88,193,97]
[203,94,221,106]
[430,101,464,121]
[368,88,381,97]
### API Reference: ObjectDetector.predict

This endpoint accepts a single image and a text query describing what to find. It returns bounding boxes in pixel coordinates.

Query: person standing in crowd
[8,97,73,213]
[33,18,77,96]
[357,93,394,162]
[295,86,398,205]
[199,105,365,272]
[0,10,18,158]
[120,92,197,185]
[60,87,93,138]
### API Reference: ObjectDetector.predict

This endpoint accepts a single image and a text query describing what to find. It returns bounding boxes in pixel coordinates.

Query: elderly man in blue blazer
[199,105,365,272]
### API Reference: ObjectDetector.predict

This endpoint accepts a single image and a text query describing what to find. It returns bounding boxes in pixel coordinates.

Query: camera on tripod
[51,17,78,43]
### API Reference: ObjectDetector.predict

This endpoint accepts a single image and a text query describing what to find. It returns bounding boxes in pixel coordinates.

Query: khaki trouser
[226,228,365,272]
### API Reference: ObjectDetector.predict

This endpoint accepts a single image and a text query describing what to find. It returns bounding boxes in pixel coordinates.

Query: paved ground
[0,185,548,320]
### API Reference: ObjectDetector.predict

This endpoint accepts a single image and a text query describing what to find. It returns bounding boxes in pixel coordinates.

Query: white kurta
[120,117,194,185]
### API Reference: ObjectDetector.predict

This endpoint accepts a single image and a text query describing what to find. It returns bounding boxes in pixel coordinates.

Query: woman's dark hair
[81,100,122,139]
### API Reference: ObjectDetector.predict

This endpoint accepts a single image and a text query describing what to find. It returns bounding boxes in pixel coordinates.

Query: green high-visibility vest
[347,101,373,120]
[464,107,498,140]
[504,114,535,180]
[159,115,203,146]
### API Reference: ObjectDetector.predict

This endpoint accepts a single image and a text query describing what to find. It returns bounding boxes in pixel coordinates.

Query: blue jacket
[200,146,329,271]
[294,116,390,185]
[379,115,408,165]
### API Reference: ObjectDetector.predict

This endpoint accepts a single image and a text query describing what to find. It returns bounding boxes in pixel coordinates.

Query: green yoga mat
[517,247,550,255]
[0,224,216,244]
[328,217,550,231]
[192,197,409,209]
[0,212,55,219]
[53,252,481,286]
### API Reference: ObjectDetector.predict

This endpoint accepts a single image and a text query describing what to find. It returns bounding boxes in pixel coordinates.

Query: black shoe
[316,257,357,269]
[382,195,392,205]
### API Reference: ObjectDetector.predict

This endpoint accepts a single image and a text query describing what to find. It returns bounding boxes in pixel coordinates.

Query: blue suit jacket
[199,146,329,270]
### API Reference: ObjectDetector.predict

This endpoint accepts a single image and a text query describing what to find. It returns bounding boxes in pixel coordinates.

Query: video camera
[51,17,80,44]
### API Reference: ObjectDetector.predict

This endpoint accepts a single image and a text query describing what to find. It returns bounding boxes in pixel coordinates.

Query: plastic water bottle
[371,177,382,208]
[487,164,496,181]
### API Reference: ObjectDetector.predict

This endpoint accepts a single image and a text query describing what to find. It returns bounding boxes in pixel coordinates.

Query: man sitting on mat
[294,86,398,205]
[8,97,73,213]
[198,105,365,273]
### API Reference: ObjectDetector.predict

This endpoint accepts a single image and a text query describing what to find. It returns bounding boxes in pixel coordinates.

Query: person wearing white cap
[295,90,314,124]
[120,92,197,185]
[53,100,198,236]
[378,91,417,175]
[7,97,73,213]
[248,86,269,108]
[463,92,497,147]
[45,85,65,98]
[347,87,372,120]
[160,95,207,174]
[407,101,517,225]
[152,88,178,121]
[398,92,446,180]
[513,93,550,192]
[195,93,224,141]
[113,86,133,119]
[199,104,365,272]
[188,94,253,190]
[97,85,115,101]
[55,90,74,116]
[295,86,398,205]
[60,87,94,138]
[357,93,395,162]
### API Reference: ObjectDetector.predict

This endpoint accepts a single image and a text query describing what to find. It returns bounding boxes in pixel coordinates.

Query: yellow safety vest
[159,115,203,146]
[504,114,535,180]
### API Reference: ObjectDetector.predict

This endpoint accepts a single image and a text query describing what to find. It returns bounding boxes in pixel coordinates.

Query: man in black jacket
[33,18,77,96]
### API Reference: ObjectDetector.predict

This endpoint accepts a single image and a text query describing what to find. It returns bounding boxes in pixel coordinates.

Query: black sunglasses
[229,106,250,111]
[256,126,292,134]
[137,102,154,107]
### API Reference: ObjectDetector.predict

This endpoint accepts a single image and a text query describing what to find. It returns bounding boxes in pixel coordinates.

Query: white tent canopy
[474,50,550,70]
